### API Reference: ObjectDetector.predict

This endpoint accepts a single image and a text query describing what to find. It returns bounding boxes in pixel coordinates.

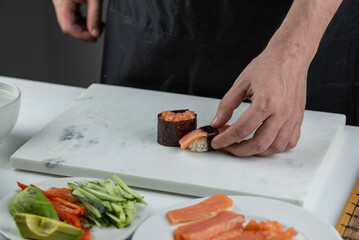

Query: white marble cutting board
[10,84,345,206]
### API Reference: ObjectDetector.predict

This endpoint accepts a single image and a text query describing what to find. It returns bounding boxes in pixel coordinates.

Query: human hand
[52,0,102,42]
[210,42,310,156]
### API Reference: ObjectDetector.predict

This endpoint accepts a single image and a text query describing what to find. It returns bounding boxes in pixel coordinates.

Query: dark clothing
[101,0,292,96]
[101,0,359,126]
[306,0,359,126]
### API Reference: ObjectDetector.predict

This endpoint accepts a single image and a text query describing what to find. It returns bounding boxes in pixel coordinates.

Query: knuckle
[88,12,100,23]
[57,11,72,34]
[287,139,298,149]
[219,97,230,109]
[232,126,251,139]
[255,138,271,152]
[282,102,296,117]
[257,95,276,113]
[272,142,287,153]
[61,26,70,34]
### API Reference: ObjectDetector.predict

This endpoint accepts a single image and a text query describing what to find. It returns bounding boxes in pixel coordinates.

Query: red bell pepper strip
[65,213,91,240]
[65,212,82,229]
[17,182,28,190]
[50,198,85,221]
[45,187,79,202]
[17,182,79,203]
[50,200,73,220]
[50,197,85,215]
[79,228,91,240]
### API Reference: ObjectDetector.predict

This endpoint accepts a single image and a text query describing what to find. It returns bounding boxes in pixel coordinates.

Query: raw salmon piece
[167,194,234,225]
[160,110,171,118]
[183,111,192,119]
[261,228,296,240]
[166,113,176,121]
[174,211,245,240]
[160,110,196,122]
[211,229,295,240]
[244,219,262,231]
[227,231,266,240]
[243,220,296,240]
[261,220,282,232]
[179,129,208,150]
[211,226,243,240]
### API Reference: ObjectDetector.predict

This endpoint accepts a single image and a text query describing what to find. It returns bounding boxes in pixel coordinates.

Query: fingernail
[91,28,99,37]
[211,142,219,149]
[211,116,219,126]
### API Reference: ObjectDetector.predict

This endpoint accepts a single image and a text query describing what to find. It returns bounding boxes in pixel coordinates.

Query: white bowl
[0,82,21,141]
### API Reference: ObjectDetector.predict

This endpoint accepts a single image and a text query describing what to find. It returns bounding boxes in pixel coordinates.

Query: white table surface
[0,76,358,239]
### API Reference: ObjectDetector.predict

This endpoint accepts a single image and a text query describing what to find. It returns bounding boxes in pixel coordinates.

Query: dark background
[0,0,108,87]
[0,1,358,125]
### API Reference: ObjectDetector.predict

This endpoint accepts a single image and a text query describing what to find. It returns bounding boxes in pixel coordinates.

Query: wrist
[265,36,315,67]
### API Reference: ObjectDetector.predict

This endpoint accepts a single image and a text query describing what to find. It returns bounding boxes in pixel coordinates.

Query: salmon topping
[160,110,196,122]
[178,129,208,150]
[167,194,233,225]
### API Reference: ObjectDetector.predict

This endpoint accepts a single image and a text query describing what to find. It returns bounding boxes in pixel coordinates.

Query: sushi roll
[157,109,197,147]
[179,125,229,152]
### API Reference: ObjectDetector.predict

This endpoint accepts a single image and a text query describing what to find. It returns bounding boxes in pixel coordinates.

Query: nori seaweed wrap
[157,109,197,147]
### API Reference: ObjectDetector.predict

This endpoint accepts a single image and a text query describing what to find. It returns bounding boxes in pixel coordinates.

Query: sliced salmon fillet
[211,226,243,240]
[174,211,244,240]
[167,194,234,225]
[227,231,266,240]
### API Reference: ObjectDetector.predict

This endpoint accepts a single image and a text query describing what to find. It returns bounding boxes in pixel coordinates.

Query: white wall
[0,0,106,87]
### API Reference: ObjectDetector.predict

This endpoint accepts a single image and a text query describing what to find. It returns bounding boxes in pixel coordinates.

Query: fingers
[210,77,249,128]
[286,123,301,150]
[87,0,102,38]
[224,115,302,157]
[258,121,301,156]
[52,0,98,41]
[223,116,283,157]
[211,102,271,149]
[257,121,293,156]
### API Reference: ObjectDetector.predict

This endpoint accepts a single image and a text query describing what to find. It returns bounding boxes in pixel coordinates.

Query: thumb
[87,0,102,38]
[211,77,248,128]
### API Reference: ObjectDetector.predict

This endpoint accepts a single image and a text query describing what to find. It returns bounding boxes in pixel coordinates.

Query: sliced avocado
[14,213,84,240]
[8,186,59,220]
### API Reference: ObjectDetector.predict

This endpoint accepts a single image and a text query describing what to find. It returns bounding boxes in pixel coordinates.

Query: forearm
[267,0,342,64]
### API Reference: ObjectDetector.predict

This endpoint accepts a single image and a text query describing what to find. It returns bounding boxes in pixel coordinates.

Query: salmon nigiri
[167,194,233,226]
[179,125,229,152]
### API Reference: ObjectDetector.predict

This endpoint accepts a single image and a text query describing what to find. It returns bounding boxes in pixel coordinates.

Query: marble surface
[10,83,346,206]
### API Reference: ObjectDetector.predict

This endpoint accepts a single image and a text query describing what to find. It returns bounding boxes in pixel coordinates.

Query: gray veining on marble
[10,84,346,206]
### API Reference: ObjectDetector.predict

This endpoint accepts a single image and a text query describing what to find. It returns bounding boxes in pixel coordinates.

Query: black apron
[101,0,359,126]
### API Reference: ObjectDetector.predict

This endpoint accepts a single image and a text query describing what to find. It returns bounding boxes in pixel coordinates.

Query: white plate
[133,196,341,240]
[0,177,148,240]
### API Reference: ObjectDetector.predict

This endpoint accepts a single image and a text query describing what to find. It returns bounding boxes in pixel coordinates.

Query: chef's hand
[52,0,102,42]
[210,42,310,156]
